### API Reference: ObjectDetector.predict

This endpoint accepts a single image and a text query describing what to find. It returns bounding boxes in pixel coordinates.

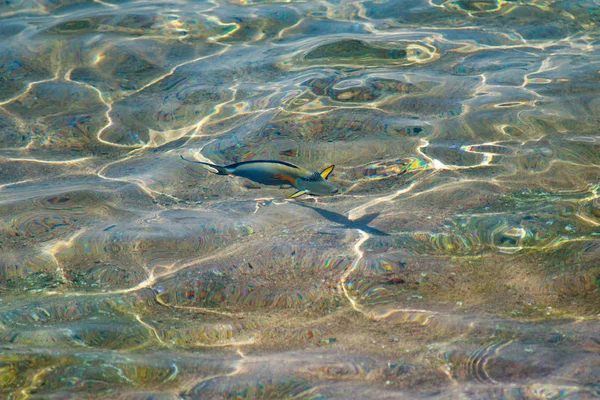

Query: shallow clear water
[1,0,599,398]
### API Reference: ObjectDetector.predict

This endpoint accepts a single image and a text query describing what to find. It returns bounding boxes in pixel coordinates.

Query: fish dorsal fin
[288,190,308,199]
[320,165,335,180]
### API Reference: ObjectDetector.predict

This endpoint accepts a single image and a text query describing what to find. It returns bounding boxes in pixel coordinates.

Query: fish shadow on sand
[294,202,390,236]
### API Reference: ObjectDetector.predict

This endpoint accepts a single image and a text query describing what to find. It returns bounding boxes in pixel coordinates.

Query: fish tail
[180,155,228,175]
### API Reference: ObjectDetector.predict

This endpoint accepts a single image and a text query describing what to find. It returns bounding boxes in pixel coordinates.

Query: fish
[180,155,338,198]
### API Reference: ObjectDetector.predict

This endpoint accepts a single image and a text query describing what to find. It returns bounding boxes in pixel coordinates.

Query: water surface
[1,0,599,398]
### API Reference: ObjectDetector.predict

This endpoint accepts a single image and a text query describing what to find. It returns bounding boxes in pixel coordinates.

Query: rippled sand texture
[1,0,600,398]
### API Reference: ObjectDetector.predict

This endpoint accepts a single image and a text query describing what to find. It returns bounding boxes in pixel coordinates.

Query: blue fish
[181,156,338,198]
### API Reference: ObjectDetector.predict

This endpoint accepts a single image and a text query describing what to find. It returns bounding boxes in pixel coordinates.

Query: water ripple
[1,0,599,397]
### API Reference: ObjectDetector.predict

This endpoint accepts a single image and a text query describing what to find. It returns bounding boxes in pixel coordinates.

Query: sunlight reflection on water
[0,0,599,397]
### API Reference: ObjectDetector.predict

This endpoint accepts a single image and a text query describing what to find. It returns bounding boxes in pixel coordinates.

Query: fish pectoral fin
[288,190,308,199]
[320,165,335,180]
[279,184,293,189]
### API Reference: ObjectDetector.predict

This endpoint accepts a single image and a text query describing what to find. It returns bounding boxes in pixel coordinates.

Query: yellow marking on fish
[320,165,335,179]
[288,190,308,199]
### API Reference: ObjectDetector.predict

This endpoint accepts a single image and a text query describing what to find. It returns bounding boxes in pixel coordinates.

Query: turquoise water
[1,0,599,398]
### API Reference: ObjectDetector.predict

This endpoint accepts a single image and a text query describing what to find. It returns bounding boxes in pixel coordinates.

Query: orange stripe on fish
[274,173,296,185]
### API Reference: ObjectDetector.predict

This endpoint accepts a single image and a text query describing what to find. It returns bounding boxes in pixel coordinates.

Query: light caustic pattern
[1,0,600,398]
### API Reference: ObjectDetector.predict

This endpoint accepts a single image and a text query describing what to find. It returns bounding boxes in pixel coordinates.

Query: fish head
[297,176,339,196]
